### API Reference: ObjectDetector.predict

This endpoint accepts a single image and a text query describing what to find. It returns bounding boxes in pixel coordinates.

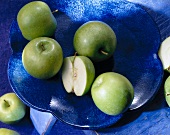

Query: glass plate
[8,0,163,129]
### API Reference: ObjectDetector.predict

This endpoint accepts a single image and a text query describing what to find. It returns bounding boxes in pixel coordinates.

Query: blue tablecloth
[0,0,170,135]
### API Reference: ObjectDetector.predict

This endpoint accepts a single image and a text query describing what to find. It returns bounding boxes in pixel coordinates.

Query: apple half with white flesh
[158,36,170,72]
[62,55,95,96]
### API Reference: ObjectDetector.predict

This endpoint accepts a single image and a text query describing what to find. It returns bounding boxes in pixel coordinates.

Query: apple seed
[74,73,77,77]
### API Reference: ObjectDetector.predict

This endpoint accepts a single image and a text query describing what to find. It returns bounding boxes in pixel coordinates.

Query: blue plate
[8,0,163,129]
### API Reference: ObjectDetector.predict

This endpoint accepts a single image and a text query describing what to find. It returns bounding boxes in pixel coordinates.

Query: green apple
[17,1,57,40]
[73,21,117,62]
[0,93,26,124]
[91,72,134,115]
[62,55,95,96]
[0,128,19,135]
[22,37,63,79]
[164,76,170,106]
[158,36,170,73]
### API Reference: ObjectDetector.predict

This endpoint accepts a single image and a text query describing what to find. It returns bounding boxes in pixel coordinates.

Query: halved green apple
[158,36,170,72]
[62,56,95,96]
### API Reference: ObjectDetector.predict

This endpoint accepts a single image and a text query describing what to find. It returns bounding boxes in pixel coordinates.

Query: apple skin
[0,128,20,135]
[17,1,57,40]
[73,21,117,62]
[0,93,26,124]
[22,37,63,79]
[164,76,170,106]
[91,72,134,115]
[62,56,95,96]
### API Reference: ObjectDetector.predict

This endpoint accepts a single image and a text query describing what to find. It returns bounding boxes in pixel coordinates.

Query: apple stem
[73,52,78,63]
[74,52,78,57]
[167,94,170,96]
[72,52,77,78]
[40,43,46,51]
[52,9,58,14]
[4,100,10,107]
[101,50,108,55]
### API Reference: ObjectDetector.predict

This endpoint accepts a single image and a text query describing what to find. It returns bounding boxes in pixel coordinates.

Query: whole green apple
[22,37,63,79]
[62,55,95,96]
[0,128,20,135]
[0,93,26,124]
[164,76,170,106]
[91,72,134,115]
[17,1,57,40]
[73,21,117,62]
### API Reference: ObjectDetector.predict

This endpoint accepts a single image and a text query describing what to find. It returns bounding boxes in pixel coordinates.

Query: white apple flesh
[62,56,95,96]
[158,36,170,72]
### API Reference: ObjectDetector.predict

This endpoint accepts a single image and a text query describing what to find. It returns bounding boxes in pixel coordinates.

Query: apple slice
[62,56,95,96]
[158,36,170,72]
